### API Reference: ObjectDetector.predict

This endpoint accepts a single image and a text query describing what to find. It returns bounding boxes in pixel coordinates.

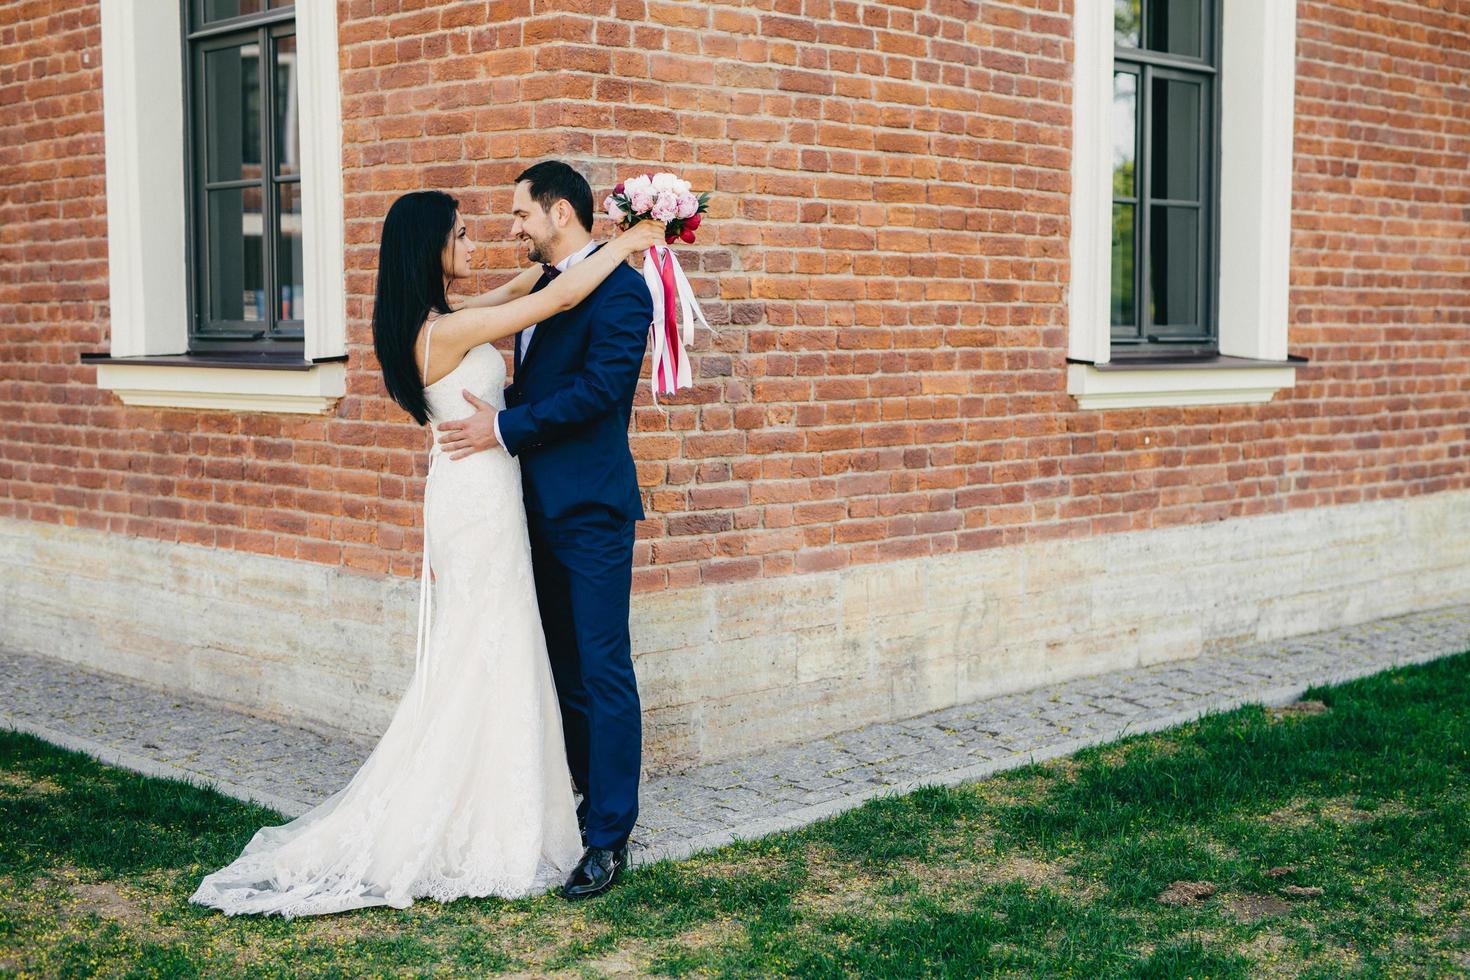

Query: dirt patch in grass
[0,769,64,795]
[1259,801,1312,828]
[1267,699,1329,719]
[1260,794,1396,828]
[70,879,153,929]
[1241,930,1301,977]
[974,770,1064,807]
[668,918,745,952]
[573,914,748,977]
[498,903,615,973]
[794,843,886,917]
[33,865,180,937]
[684,848,789,882]
[976,854,1074,890]
[894,845,1097,907]
[1156,880,1217,906]
[1221,891,1294,922]
[576,949,648,976]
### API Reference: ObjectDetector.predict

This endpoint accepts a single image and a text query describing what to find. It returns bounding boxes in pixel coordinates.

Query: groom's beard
[523,233,559,265]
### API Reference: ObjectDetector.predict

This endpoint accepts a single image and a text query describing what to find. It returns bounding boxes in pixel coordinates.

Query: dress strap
[421,313,438,387]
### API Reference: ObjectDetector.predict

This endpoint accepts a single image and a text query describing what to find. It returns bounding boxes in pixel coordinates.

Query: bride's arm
[454,264,542,310]
[429,220,666,355]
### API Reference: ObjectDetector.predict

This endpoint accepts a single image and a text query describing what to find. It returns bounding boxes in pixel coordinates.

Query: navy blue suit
[498,243,651,851]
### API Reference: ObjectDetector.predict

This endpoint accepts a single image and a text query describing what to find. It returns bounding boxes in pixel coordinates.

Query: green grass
[3,652,1469,977]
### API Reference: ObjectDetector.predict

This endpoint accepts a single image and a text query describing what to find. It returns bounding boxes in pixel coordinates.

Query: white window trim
[95,0,347,414]
[1067,0,1299,409]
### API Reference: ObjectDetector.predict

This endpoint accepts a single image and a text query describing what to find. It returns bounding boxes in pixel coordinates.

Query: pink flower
[676,193,699,219]
[629,188,655,213]
[603,195,625,224]
[651,189,681,222]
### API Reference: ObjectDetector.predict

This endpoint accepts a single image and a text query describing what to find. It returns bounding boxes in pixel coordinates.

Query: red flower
[685,213,702,231]
[679,228,697,244]
[613,182,625,195]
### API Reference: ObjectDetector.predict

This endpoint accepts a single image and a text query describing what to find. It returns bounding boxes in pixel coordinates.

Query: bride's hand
[616,218,669,258]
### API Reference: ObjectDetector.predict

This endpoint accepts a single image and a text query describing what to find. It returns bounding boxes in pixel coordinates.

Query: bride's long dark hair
[371,190,458,426]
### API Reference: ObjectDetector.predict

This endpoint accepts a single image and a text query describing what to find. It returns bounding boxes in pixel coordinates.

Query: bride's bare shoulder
[419,308,478,387]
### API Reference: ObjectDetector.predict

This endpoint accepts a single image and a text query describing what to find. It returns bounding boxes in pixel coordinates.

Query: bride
[188,191,666,919]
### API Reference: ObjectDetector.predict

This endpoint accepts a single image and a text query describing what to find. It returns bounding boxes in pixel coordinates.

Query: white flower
[649,172,691,197]
[623,174,654,198]
[675,192,699,219]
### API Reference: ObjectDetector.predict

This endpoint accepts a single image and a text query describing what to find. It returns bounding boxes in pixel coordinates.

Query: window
[92,0,346,413]
[1110,0,1219,358]
[184,0,303,352]
[1065,1,1300,409]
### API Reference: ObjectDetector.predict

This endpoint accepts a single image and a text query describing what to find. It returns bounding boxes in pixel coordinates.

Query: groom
[436,160,652,899]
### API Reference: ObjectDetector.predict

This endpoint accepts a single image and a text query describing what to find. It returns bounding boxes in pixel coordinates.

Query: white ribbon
[642,244,711,405]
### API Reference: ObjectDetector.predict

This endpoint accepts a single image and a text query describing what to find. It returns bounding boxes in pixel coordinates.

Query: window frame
[1109,0,1224,361]
[182,1,302,354]
[1064,0,1301,409]
[93,0,347,414]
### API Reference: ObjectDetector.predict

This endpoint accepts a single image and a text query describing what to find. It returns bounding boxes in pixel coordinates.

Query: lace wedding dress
[189,322,583,919]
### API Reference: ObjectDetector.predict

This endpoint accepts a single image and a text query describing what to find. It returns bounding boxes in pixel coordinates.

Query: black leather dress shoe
[560,845,627,900]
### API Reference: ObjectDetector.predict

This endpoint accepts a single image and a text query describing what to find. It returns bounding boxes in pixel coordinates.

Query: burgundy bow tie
[540,263,560,280]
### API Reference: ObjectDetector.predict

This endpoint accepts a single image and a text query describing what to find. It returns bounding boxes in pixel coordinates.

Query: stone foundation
[3,489,1467,773]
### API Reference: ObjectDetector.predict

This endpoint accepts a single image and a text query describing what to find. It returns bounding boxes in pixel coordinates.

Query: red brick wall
[2,0,1467,592]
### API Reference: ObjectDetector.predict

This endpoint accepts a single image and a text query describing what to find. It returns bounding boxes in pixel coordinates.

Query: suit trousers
[526,505,640,851]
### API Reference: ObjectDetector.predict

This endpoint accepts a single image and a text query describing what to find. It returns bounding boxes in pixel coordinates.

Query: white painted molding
[1066,362,1297,410]
[99,0,188,357]
[93,362,348,414]
[1217,0,1298,361]
[296,0,348,362]
[97,1,348,411]
[1067,0,1115,365]
[1067,2,1300,405]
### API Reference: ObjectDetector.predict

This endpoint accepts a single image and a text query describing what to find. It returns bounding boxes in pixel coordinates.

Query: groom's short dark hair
[515,160,594,233]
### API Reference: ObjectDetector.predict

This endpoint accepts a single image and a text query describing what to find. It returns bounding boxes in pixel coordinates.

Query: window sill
[1065,354,1305,409]
[84,353,347,414]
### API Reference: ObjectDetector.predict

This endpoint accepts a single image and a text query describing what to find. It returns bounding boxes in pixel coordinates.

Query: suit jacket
[498,244,652,522]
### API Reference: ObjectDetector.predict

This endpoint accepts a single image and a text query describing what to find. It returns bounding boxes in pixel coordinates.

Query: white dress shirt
[494,239,601,447]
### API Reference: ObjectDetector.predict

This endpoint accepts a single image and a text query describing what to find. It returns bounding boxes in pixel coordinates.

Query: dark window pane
[1148,205,1199,327]
[204,43,261,182]
[1114,0,1141,47]
[1149,77,1201,202]
[1113,72,1137,197]
[1111,203,1136,328]
[1146,0,1202,58]
[277,181,303,323]
[274,35,299,177]
[207,188,265,323]
[202,0,292,23]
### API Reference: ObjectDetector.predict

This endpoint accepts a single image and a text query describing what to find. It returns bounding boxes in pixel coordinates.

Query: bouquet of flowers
[604,172,712,403]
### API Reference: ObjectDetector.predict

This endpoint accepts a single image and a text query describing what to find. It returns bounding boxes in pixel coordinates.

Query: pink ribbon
[653,246,680,396]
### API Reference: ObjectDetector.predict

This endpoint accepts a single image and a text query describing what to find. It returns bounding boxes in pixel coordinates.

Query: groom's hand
[436,390,500,459]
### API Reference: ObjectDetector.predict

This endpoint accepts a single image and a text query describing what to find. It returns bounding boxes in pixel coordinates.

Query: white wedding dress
[189,322,583,919]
